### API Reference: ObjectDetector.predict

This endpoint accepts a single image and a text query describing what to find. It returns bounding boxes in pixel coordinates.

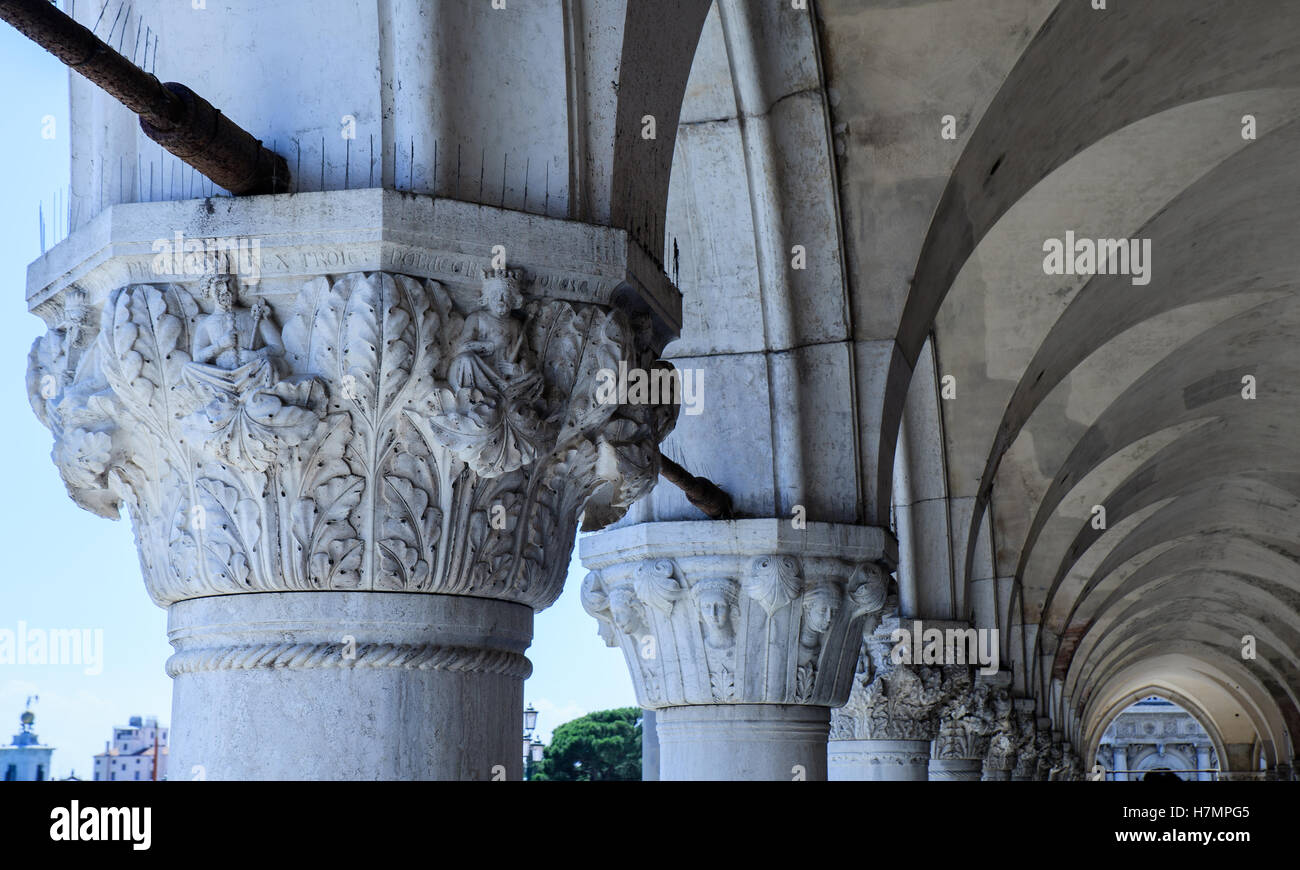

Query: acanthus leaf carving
[832,626,966,742]
[34,268,672,609]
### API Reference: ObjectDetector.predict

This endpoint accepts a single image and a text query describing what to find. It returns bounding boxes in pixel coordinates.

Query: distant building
[93,716,169,782]
[1097,697,1219,781]
[2,709,55,781]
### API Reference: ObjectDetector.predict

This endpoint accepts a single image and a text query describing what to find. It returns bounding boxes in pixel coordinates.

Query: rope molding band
[165,641,533,679]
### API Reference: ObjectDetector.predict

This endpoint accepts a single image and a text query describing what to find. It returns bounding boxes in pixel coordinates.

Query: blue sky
[0,22,634,779]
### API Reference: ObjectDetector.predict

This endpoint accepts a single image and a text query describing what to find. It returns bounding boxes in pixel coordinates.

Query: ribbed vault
[642,0,1300,775]
[882,0,1300,764]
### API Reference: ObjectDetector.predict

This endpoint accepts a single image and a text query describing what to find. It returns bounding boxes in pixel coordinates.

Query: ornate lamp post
[522,704,544,780]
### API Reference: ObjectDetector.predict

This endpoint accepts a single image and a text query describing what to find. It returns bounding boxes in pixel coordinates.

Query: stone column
[27,190,679,780]
[931,670,1010,782]
[1196,744,1213,782]
[579,519,894,781]
[642,709,660,781]
[1112,744,1129,782]
[828,618,965,781]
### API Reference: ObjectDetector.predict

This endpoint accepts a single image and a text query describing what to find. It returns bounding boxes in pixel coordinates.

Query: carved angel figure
[178,274,321,469]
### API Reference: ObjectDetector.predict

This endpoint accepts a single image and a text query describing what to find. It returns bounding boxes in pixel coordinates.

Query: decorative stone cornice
[25,191,680,339]
[830,618,968,742]
[28,199,679,610]
[578,520,894,708]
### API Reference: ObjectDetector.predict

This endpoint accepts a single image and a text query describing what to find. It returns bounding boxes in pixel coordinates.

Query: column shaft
[829,739,931,781]
[168,592,532,780]
[657,705,829,781]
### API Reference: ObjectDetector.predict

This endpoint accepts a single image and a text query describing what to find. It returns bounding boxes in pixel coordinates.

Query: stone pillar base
[655,705,829,781]
[167,591,532,781]
[929,757,983,781]
[829,738,931,781]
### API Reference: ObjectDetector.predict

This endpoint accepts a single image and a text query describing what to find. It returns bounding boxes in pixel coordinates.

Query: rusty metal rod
[658,450,734,520]
[0,0,289,195]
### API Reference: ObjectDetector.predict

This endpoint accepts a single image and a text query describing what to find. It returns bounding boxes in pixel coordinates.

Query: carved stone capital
[981,677,1019,777]
[933,672,1010,761]
[30,265,674,609]
[1011,702,1043,779]
[830,618,969,742]
[578,520,894,708]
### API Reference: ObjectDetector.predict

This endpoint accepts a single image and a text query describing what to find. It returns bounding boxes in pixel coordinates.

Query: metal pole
[658,450,733,520]
[0,0,290,195]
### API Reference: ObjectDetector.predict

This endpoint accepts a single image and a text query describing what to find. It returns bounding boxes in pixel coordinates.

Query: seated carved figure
[427,269,545,476]
[447,269,538,402]
[179,274,321,468]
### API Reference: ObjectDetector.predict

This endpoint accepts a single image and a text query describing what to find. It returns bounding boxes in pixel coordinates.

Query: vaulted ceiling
[659,0,1300,764]
[828,0,1300,761]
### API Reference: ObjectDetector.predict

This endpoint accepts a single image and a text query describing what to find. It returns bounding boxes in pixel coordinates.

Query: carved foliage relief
[830,631,969,742]
[28,270,670,608]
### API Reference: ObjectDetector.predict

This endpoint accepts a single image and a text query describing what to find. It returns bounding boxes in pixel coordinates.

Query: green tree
[528,707,642,781]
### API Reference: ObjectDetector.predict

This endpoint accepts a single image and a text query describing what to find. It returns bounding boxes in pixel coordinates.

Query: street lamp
[522,704,542,780]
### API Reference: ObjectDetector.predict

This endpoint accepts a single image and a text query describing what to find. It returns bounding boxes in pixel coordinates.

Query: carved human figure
[1034,730,1055,781]
[692,577,740,649]
[1012,712,1039,778]
[29,290,91,409]
[180,274,320,468]
[56,290,90,382]
[608,586,647,637]
[580,572,618,647]
[982,688,1016,774]
[1057,744,1080,781]
[1045,742,1067,781]
[799,582,840,648]
[192,274,281,370]
[447,269,537,400]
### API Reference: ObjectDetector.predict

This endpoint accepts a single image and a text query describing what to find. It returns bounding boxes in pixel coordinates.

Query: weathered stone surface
[580,519,893,779]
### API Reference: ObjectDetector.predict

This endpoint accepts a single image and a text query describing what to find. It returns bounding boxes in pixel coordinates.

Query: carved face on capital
[608,586,644,635]
[481,274,523,318]
[802,583,840,634]
[207,276,236,311]
[692,578,739,647]
[62,292,87,335]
